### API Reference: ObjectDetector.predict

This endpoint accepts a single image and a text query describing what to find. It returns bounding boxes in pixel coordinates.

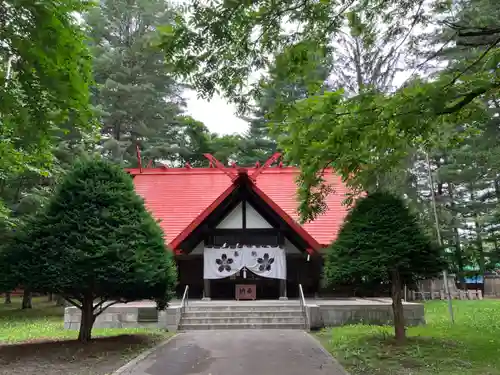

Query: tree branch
[443,21,500,36]
[385,0,425,65]
[64,297,82,309]
[253,0,310,45]
[92,299,125,318]
[447,35,500,87]
[439,82,500,114]
[458,28,500,37]
[325,0,356,33]
[456,39,496,47]
[92,297,107,312]
[406,31,458,81]
[327,79,498,121]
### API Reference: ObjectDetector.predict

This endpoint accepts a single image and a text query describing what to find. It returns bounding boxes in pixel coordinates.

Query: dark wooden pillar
[279,279,287,300]
[203,279,211,300]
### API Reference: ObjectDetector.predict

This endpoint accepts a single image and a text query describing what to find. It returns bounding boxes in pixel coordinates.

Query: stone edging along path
[111,334,178,375]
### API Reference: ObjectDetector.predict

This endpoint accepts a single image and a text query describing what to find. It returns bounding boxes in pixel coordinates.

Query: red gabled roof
[126,166,352,250]
[253,168,352,247]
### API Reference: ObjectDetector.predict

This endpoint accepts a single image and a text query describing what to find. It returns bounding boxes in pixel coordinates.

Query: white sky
[183,89,249,135]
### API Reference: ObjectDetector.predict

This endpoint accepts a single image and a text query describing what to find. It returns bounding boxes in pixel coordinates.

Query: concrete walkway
[117,330,347,375]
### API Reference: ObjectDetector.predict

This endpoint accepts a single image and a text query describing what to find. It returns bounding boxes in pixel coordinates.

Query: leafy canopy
[2,158,177,305]
[160,0,418,109]
[0,0,96,177]
[323,192,446,287]
[159,0,499,222]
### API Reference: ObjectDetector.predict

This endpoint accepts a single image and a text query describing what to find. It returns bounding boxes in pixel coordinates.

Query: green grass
[0,296,170,344]
[316,300,500,375]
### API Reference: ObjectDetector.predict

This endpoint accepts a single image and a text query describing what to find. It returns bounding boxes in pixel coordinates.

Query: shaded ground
[121,330,347,375]
[0,297,166,343]
[0,334,166,375]
[0,297,170,375]
[317,300,500,375]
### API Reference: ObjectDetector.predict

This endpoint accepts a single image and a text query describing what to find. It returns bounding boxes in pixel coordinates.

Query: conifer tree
[323,192,446,342]
[86,0,185,165]
[1,158,177,342]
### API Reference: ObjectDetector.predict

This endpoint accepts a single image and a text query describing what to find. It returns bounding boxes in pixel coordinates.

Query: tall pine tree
[86,0,185,165]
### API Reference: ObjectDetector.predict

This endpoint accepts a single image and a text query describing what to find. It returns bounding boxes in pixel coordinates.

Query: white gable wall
[245,203,273,228]
[217,202,243,229]
[216,202,273,229]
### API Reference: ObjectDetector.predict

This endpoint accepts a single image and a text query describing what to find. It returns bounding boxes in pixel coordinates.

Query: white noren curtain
[203,246,286,280]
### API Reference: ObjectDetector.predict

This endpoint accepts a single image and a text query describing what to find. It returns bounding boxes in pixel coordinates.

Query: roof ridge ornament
[136,144,143,173]
[203,153,238,180]
[251,152,282,180]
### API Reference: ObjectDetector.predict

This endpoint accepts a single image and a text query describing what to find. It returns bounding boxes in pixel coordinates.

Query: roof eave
[168,183,237,252]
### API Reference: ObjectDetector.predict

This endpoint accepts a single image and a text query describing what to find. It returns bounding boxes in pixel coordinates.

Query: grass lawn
[0,296,173,375]
[316,299,500,375]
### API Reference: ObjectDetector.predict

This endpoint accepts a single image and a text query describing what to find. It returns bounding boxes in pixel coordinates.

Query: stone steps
[183,310,303,317]
[179,322,305,330]
[181,316,305,324]
[178,304,306,331]
[185,305,300,312]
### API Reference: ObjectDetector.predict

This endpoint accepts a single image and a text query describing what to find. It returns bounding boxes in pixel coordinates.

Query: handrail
[180,285,189,315]
[298,284,310,331]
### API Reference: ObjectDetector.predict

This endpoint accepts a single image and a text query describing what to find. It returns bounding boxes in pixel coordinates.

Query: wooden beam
[251,152,282,180]
[242,200,247,229]
[203,153,238,180]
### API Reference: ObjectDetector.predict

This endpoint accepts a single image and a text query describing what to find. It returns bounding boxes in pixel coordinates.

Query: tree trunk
[453,227,467,290]
[22,289,32,309]
[391,271,406,343]
[475,215,485,275]
[470,187,485,276]
[448,182,465,289]
[47,293,53,302]
[494,178,500,201]
[78,294,95,343]
[4,292,11,304]
[56,295,65,306]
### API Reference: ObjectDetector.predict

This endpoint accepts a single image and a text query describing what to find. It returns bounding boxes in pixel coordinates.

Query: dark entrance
[176,253,321,300]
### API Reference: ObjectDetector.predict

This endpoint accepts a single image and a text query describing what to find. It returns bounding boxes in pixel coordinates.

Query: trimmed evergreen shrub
[323,191,446,342]
[2,158,177,342]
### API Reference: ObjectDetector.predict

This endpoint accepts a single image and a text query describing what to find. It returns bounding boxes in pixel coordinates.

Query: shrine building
[125,153,351,301]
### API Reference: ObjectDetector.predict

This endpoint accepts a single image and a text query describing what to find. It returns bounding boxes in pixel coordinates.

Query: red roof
[127,166,352,250]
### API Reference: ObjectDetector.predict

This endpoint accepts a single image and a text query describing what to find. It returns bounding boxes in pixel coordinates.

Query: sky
[183,89,249,135]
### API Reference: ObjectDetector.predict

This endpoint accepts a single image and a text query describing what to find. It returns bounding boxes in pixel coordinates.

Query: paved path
[118,330,347,375]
